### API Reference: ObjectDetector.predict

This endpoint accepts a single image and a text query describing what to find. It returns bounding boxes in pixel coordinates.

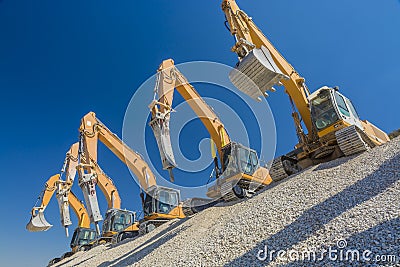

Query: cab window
[112,212,128,232]
[334,92,350,117]
[346,99,360,120]
[311,90,339,130]
[238,147,258,175]
[158,190,178,214]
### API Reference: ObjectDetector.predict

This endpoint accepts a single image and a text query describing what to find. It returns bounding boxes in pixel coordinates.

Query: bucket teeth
[26,211,53,232]
[229,46,288,101]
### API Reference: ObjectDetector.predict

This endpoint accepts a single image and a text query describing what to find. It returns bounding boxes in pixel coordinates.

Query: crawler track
[336,125,372,156]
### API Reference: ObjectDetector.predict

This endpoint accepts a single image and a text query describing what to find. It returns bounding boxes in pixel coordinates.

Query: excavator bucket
[229,46,288,101]
[26,211,53,232]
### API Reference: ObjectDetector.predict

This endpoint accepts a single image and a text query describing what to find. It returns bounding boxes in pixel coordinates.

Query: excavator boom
[27,174,91,235]
[78,112,185,236]
[80,112,157,191]
[150,59,231,168]
[69,192,90,229]
[222,0,389,180]
[150,59,271,201]
[222,0,313,133]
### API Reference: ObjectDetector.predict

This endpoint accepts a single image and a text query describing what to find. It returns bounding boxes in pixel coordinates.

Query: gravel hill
[54,138,400,267]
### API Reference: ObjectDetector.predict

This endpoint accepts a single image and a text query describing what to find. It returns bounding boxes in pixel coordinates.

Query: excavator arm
[68,191,90,229]
[75,116,135,232]
[78,112,185,228]
[57,189,92,237]
[222,0,313,136]
[26,171,91,236]
[150,59,271,201]
[91,160,121,210]
[27,174,61,232]
[149,59,231,170]
[27,143,81,232]
[79,112,157,191]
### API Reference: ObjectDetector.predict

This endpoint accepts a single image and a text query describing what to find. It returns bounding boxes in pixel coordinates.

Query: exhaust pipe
[229,46,288,101]
[26,211,53,232]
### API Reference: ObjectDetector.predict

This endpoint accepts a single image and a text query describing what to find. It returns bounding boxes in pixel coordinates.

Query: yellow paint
[317,120,350,138]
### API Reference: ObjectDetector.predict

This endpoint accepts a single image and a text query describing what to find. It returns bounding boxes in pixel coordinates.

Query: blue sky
[0,0,399,266]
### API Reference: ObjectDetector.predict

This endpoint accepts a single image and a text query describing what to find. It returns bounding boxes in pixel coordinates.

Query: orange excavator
[78,112,185,234]
[64,138,138,242]
[27,144,87,234]
[27,143,97,255]
[81,157,139,243]
[27,141,138,247]
[221,0,389,180]
[149,59,271,202]
[27,173,97,255]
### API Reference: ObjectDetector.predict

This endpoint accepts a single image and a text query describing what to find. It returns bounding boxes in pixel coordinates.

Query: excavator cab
[70,227,97,252]
[309,87,365,137]
[310,88,342,133]
[140,185,183,234]
[101,208,136,237]
[207,142,270,201]
[309,87,389,157]
[229,46,288,101]
[142,186,180,217]
[221,142,259,178]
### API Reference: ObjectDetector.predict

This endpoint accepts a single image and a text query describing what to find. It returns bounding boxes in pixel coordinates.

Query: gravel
[54,138,400,267]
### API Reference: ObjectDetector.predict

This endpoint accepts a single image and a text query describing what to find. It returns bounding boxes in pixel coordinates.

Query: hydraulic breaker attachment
[26,211,53,232]
[78,172,103,234]
[229,46,288,101]
[149,113,177,181]
[56,191,72,236]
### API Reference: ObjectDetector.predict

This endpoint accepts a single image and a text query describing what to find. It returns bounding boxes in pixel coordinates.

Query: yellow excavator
[67,193,96,253]
[70,138,139,242]
[77,156,139,243]
[149,59,271,202]
[222,0,389,180]
[78,112,185,234]
[90,160,139,242]
[27,173,96,255]
[27,143,86,235]
[48,190,97,266]
[35,124,138,243]
[27,140,138,249]
[27,143,97,254]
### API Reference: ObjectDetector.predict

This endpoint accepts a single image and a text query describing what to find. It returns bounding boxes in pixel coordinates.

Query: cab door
[333,91,362,129]
[344,97,363,129]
